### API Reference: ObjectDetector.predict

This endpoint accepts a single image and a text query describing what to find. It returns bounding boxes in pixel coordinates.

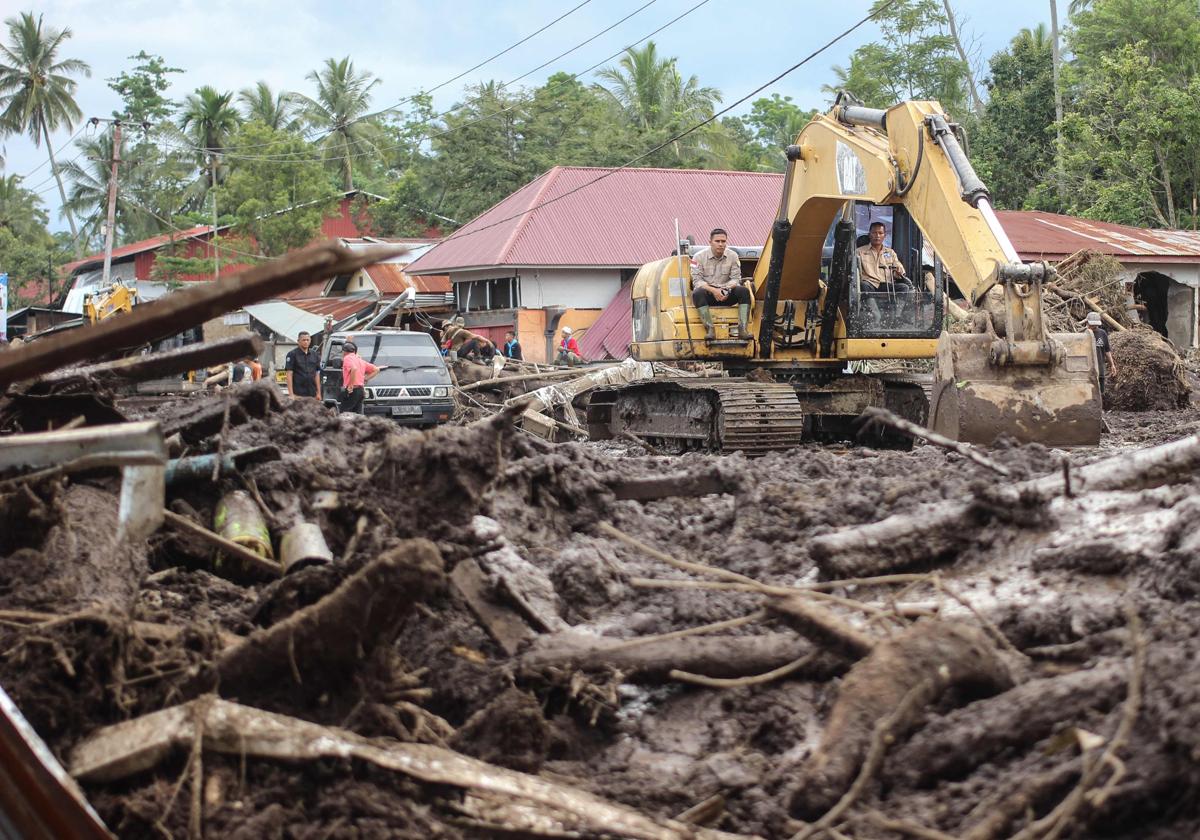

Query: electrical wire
[434,0,900,246]
[157,0,687,165]
[181,0,599,153]
[10,124,85,181]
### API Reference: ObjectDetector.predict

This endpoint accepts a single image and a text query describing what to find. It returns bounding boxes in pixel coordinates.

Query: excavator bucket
[929,332,1103,446]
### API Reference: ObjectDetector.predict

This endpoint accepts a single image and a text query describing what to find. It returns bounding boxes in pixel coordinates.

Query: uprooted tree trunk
[187,539,445,700]
[786,620,1015,820]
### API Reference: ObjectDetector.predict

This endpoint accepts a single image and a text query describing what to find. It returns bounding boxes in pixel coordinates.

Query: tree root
[186,539,445,700]
[787,620,1014,821]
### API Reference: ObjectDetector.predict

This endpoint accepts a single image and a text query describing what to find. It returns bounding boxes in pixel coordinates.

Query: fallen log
[518,631,840,683]
[610,470,743,502]
[787,620,1014,820]
[809,432,1200,578]
[889,661,1126,788]
[187,539,444,698]
[68,697,732,840]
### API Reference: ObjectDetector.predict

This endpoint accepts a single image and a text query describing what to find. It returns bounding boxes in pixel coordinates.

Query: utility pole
[95,118,123,287]
[212,190,220,282]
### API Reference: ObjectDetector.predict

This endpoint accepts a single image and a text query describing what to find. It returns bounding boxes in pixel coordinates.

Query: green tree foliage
[216,122,337,257]
[238,81,298,132]
[823,0,969,117]
[1056,44,1200,227]
[294,57,383,191]
[0,175,63,303]
[107,51,182,124]
[971,24,1058,210]
[0,12,90,251]
[177,85,241,191]
[594,41,723,166]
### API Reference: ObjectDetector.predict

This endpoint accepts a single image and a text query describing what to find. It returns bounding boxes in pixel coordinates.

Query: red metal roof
[406,166,786,274]
[60,225,214,276]
[998,211,1200,263]
[578,283,633,361]
[290,294,378,321]
[363,263,451,295]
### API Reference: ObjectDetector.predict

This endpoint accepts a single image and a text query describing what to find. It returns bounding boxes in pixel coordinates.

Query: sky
[2,0,1060,232]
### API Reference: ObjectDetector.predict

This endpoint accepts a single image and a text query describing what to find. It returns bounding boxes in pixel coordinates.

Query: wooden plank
[450,559,534,656]
[0,240,403,388]
[41,335,263,385]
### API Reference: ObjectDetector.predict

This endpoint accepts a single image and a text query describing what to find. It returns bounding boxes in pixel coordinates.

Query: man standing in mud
[1086,312,1117,396]
[285,331,322,400]
[340,340,382,414]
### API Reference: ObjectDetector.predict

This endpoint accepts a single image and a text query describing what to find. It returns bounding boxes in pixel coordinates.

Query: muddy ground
[3,382,1200,839]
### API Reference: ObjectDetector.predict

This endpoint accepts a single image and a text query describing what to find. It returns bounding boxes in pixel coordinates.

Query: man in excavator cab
[690,228,753,340]
[856,221,913,327]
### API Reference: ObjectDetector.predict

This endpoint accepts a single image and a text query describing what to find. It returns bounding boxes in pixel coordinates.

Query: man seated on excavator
[856,221,913,326]
[690,228,752,340]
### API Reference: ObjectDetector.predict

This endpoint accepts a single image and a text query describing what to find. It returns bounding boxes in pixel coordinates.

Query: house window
[457,277,519,311]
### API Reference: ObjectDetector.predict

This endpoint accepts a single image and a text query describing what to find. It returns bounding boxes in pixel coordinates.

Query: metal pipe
[926,115,989,207]
[837,105,888,131]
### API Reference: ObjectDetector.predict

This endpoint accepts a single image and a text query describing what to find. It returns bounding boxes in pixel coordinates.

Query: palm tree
[293,57,382,191]
[238,81,297,131]
[0,173,48,237]
[177,86,241,192]
[594,42,720,163]
[1012,22,1052,52]
[0,12,91,253]
[60,133,123,249]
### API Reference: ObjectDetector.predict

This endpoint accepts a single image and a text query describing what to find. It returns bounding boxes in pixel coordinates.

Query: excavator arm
[755,98,1101,445]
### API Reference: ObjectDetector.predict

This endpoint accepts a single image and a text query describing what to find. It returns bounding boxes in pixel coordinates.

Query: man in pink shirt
[339,340,382,414]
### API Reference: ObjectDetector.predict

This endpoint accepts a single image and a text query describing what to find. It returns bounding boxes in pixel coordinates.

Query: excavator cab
[825,203,946,340]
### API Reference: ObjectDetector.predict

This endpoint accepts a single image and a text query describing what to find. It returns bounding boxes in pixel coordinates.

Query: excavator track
[588,378,805,456]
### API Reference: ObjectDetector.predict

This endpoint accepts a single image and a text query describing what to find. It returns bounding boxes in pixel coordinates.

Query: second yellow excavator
[588,96,1102,454]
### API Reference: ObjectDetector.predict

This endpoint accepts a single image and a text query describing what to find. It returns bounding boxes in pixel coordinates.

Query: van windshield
[371,336,450,385]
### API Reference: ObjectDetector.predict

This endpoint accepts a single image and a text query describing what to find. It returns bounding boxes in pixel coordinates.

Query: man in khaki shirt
[690,228,752,339]
[856,221,911,325]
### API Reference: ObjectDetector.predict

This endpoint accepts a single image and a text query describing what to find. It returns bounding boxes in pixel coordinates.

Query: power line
[11,124,86,181]
[437,0,900,246]
[196,0,599,153]
[156,0,709,167]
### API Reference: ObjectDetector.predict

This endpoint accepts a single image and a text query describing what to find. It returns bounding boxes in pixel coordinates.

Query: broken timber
[40,335,264,386]
[0,240,403,388]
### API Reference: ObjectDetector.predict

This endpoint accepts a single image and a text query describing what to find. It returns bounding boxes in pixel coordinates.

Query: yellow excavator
[588,97,1101,454]
[83,280,139,324]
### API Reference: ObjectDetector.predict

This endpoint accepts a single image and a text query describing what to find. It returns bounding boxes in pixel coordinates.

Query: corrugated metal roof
[243,301,330,341]
[362,264,452,295]
[61,225,216,275]
[578,283,633,361]
[289,294,379,322]
[406,166,786,274]
[998,211,1200,262]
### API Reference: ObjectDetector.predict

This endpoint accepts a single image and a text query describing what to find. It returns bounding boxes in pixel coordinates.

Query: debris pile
[3,242,1200,839]
[1107,327,1192,411]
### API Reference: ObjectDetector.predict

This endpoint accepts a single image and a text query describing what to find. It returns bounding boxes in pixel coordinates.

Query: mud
[2,390,1200,839]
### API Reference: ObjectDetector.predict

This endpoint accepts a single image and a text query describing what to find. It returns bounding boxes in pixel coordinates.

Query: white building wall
[444,266,623,310]
[517,268,621,309]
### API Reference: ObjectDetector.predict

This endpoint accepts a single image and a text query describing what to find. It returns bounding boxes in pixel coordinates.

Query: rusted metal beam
[0,240,403,389]
[42,334,264,385]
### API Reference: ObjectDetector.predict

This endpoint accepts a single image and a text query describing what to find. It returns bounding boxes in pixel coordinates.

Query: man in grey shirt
[690,228,752,340]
